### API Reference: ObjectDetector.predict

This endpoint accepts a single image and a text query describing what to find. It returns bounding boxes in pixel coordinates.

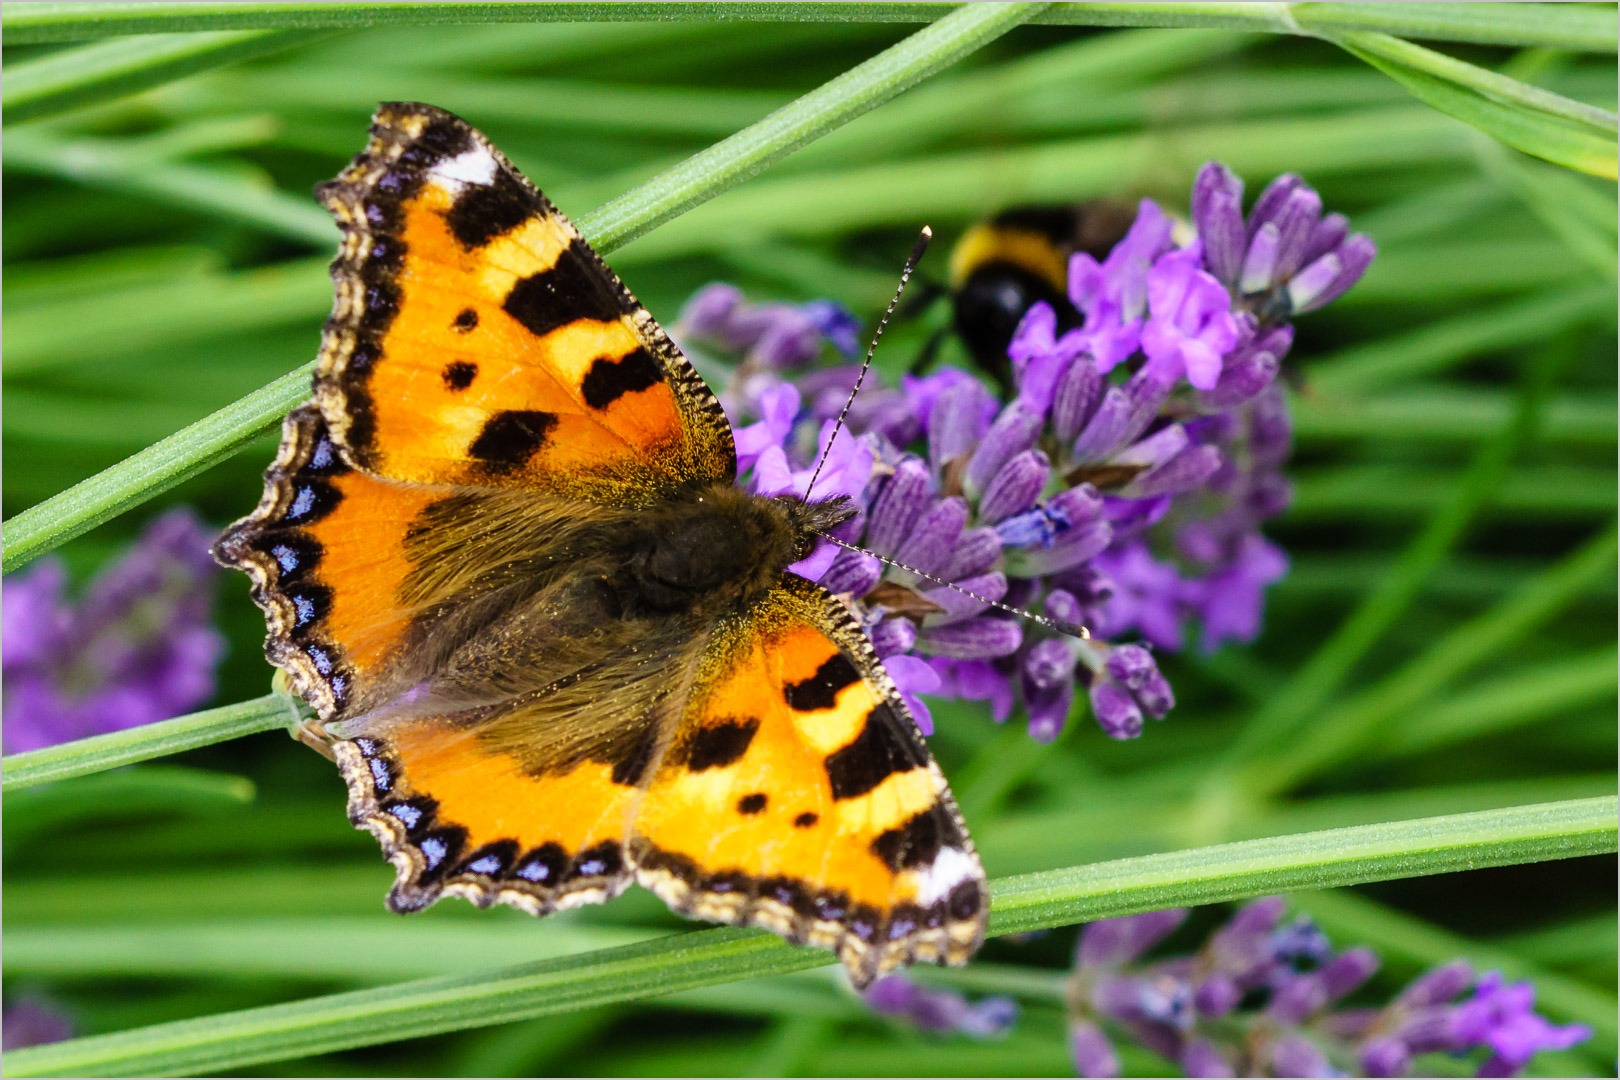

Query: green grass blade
[578,2,1049,253]
[1327,30,1619,178]
[1,366,312,576]
[1259,525,1620,794]
[7,2,1614,50]
[0,695,286,791]
[1216,344,1560,770]
[4,797,1612,1078]
[3,30,326,124]
[0,3,1042,573]
[4,766,255,848]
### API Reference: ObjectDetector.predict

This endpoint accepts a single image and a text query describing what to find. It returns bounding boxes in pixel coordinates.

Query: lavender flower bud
[1071,386,1133,462]
[1070,1020,1121,1078]
[919,617,1022,659]
[1104,645,1174,719]
[1320,948,1380,1000]
[923,571,1007,626]
[1024,637,1079,690]
[938,526,1004,582]
[1123,445,1222,500]
[1201,350,1278,408]
[865,457,932,557]
[1182,1038,1238,1078]
[929,378,997,467]
[894,497,968,578]
[1302,211,1349,267]
[1358,1037,1410,1078]
[1269,1034,1339,1078]
[1051,350,1104,443]
[677,282,744,341]
[1239,221,1280,296]
[821,548,882,597]
[1191,162,1247,288]
[1246,173,1303,239]
[1289,233,1376,313]
[1090,680,1142,738]
[964,401,1044,498]
[978,450,1050,523]
[1194,975,1242,1018]
[1396,960,1473,1008]
[1079,908,1190,968]
[1271,186,1324,280]
[867,616,916,658]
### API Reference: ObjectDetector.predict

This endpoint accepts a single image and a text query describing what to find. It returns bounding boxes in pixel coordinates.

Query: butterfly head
[778,492,857,561]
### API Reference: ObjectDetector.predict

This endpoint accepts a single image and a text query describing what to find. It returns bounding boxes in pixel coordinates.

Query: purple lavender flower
[863,974,1018,1039]
[683,162,1371,742]
[1,997,74,1051]
[2,508,225,753]
[1066,899,1590,1078]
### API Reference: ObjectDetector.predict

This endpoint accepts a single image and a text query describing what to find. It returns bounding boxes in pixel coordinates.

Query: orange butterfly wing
[314,101,733,502]
[631,576,988,987]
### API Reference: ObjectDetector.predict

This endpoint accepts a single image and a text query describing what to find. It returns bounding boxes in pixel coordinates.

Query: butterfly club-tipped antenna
[799,226,933,507]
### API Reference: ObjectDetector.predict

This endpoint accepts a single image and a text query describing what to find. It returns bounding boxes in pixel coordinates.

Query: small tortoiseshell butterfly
[215,103,987,986]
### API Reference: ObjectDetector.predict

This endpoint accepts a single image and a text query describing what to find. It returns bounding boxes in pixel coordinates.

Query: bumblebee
[919,201,1136,386]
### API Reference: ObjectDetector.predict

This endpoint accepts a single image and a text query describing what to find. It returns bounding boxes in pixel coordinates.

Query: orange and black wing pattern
[630,576,988,987]
[212,406,444,718]
[313,101,734,503]
[331,712,651,915]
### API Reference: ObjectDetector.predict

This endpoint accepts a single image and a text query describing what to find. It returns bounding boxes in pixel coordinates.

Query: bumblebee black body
[941,201,1136,386]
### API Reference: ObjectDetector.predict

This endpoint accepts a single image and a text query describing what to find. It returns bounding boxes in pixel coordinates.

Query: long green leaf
[1327,29,1619,178]
[3,30,326,123]
[0,2,1042,574]
[5,797,1613,1078]
[7,1,1614,51]
[0,695,287,791]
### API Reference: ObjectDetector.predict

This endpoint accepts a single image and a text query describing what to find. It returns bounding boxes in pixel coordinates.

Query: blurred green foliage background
[3,6,1616,1077]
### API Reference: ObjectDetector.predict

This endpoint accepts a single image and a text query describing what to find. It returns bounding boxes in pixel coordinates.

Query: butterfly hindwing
[630,576,988,987]
[314,101,734,503]
[334,718,643,914]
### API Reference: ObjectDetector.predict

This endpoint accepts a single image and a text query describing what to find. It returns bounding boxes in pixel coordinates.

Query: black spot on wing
[452,308,478,332]
[824,703,923,800]
[610,723,662,787]
[580,347,663,410]
[783,654,860,712]
[568,841,623,881]
[456,838,520,878]
[445,166,536,249]
[684,719,759,771]
[870,807,960,871]
[502,237,628,339]
[442,361,477,390]
[737,793,767,815]
[469,409,557,471]
[793,811,819,829]
[396,117,475,172]
[511,842,569,886]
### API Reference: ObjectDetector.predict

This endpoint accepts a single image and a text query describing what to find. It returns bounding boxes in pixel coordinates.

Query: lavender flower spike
[1068,897,1591,1078]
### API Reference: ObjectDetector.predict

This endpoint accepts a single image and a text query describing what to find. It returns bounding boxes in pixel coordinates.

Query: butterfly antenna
[800,226,933,506]
[815,533,1091,641]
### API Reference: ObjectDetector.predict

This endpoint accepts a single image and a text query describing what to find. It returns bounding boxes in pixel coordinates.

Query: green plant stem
[7,2,1613,51]
[5,797,1612,1078]
[1,367,312,576]
[579,2,1049,253]
[3,30,328,123]
[0,2,1041,575]
[0,695,287,791]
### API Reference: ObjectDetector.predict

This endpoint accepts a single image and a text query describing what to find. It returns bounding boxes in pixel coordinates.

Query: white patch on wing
[429,148,498,188]
[913,845,978,905]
